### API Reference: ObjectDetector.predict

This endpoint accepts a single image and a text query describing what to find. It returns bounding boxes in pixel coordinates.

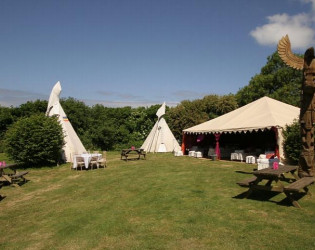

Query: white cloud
[250,13,315,49]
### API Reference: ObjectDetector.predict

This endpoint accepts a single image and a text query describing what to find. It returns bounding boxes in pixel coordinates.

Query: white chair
[97,151,107,168]
[75,156,86,171]
[235,150,245,162]
[189,151,195,157]
[174,151,183,156]
[231,152,238,161]
[246,156,256,164]
[194,151,202,158]
[89,155,99,169]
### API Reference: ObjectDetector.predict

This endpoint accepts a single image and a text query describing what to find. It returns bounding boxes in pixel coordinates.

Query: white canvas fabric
[141,117,181,153]
[156,102,166,119]
[183,96,300,159]
[46,81,87,162]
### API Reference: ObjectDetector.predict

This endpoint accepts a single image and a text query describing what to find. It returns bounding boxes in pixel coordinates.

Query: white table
[73,153,101,169]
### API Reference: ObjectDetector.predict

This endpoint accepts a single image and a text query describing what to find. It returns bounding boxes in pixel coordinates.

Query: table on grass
[0,164,28,185]
[121,148,146,161]
[73,153,102,169]
[237,165,314,208]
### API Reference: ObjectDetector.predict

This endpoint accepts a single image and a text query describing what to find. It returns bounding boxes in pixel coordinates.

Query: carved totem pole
[278,35,314,177]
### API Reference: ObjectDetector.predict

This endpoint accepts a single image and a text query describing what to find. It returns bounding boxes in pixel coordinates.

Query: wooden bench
[139,149,146,159]
[121,149,146,161]
[284,177,314,208]
[10,171,29,183]
[121,150,130,160]
[237,176,257,187]
[2,171,29,184]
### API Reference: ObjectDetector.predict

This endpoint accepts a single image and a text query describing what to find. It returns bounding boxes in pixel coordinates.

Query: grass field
[0,152,315,249]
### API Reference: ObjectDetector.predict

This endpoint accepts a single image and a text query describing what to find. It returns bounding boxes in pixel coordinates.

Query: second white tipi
[141,102,180,153]
[46,81,87,162]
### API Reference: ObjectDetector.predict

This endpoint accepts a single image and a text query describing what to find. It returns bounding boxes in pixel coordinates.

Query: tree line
[0,51,303,163]
[0,95,238,152]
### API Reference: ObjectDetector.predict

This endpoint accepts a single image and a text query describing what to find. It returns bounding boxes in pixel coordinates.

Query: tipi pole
[154,119,162,152]
[148,118,160,153]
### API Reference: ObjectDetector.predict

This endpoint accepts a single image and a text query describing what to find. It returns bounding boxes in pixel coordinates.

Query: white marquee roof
[183,96,299,134]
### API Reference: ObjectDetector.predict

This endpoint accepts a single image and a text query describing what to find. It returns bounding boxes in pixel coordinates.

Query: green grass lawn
[0,152,315,249]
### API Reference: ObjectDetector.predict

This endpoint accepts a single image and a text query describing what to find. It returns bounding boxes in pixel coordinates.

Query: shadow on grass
[0,195,6,202]
[1,179,30,187]
[277,192,308,207]
[121,158,146,162]
[235,170,255,175]
[0,183,6,201]
[233,190,308,208]
[16,162,60,169]
[233,190,279,201]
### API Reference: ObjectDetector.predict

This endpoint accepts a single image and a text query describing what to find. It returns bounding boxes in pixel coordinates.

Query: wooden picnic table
[237,165,314,208]
[121,148,146,161]
[0,163,29,185]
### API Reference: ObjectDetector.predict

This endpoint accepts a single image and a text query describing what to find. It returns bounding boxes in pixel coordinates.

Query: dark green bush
[283,119,301,164]
[4,114,64,166]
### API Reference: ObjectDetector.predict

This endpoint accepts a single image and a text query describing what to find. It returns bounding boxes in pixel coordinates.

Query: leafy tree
[202,94,238,118]
[88,123,117,150]
[0,106,14,152]
[283,119,301,164]
[167,95,238,140]
[236,52,302,107]
[4,114,64,166]
[60,97,91,136]
[216,94,238,115]
[11,100,48,118]
[127,107,154,140]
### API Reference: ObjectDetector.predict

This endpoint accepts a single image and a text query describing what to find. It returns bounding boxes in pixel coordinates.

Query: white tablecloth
[73,153,101,169]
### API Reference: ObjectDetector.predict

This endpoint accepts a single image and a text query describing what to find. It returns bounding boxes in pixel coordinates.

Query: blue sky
[1,0,315,107]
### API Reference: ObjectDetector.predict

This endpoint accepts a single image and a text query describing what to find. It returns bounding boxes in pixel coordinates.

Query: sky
[1,0,315,107]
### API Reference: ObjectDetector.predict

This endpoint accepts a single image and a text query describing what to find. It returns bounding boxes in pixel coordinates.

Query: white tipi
[141,102,180,153]
[46,81,87,162]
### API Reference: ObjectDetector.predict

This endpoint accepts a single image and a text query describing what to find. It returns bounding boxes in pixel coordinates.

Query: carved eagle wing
[277,35,304,70]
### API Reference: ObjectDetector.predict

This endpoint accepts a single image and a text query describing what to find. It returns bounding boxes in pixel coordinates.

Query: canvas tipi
[141,102,180,153]
[46,81,87,162]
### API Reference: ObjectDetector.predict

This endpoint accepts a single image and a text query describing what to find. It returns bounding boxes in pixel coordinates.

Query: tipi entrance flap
[158,143,167,152]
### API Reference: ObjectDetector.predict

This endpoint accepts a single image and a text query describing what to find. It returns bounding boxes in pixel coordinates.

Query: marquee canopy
[182,97,300,160]
[183,96,299,135]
